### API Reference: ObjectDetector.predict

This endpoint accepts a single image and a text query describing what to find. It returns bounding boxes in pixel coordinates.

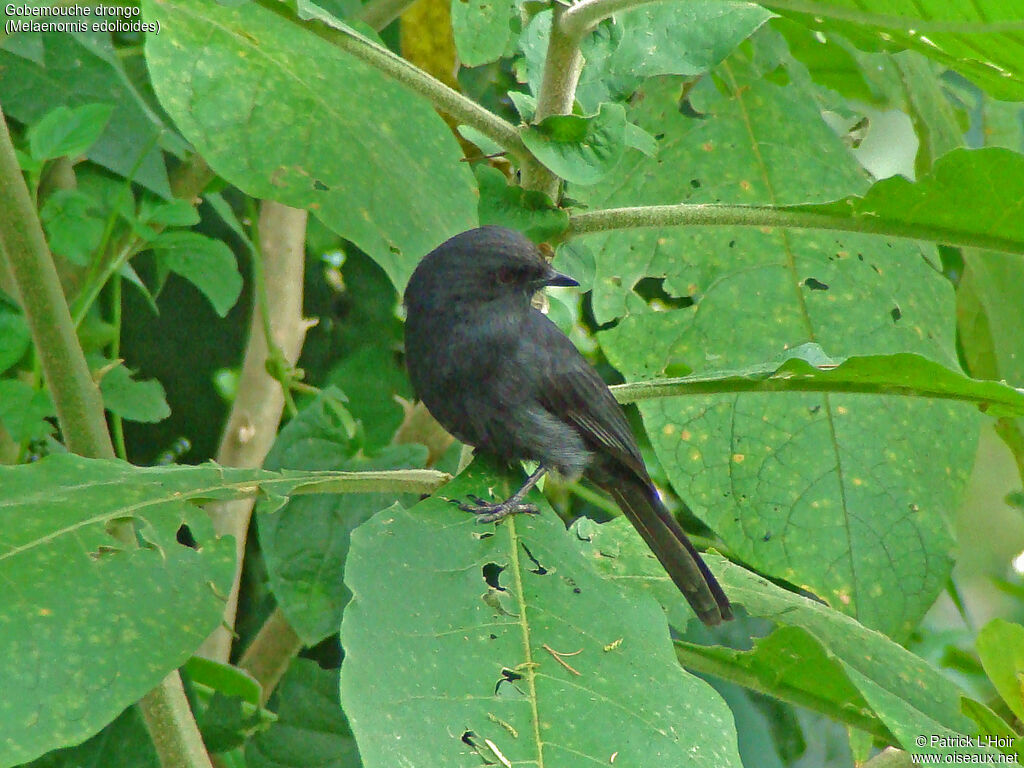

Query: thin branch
[238,606,303,705]
[568,203,1024,255]
[139,675,217,768]
[0,103,114,459]
[522,3,585,198]
[198,202,310,663]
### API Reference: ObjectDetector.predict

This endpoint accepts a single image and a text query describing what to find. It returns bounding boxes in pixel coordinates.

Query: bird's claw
[455,495,539,523]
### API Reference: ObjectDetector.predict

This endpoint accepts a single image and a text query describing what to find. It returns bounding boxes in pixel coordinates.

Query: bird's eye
[496,266,517,284]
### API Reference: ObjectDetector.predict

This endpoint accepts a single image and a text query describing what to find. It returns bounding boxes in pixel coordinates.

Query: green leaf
[451,0,515,67]
[259,390,427,644]
[40,189,106,267]
[143,0,478,290]
[0,304,31,375]
[340,455,742,768]
[521,103,627,185]
[28,103,115,162]
[976,619,1024,723]
[246,660,360,768]
[138,197,201,228]
[0,380,55,443]
[0,30,178,198]
[788,148,1024,255]
[0,455,238,766]
[96,359,171,423]
[960,249,1024,390]
[151,230,243,318]
[183,657,262,706]
[577,518,998,759]
[768,0,1024,101]
[611,345,1024,418]
[573,52,977,637]
[606,1,774,83]
[25,707,157,768]
[475,165,569,243]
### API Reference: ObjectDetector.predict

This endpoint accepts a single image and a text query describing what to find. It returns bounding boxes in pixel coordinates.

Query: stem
[0,103,114,459]
[674,641,894,742]
[198,202,310,663]
[138,675,216,768]
[568,203,1024,255]
[238,606,303,705]
[609,372,1020,410]
[521,4,584,198]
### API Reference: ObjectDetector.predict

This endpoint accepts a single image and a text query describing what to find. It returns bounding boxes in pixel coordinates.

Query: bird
[403,226,731,626]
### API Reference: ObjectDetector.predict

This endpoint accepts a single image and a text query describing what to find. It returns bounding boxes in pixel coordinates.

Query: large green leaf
[340,456,742,768]
[766,0,1024,101]
[788,148,1024,255]
[573,42,979,637]
[142,0,478,290]
[0,456,445,766]
[0,456,236,767]
[576,517,1003,761]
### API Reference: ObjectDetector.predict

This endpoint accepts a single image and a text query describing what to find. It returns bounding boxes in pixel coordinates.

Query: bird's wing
[525,312,649,480]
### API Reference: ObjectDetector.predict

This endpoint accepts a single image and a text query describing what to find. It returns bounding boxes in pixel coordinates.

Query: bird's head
[404,226,578,313]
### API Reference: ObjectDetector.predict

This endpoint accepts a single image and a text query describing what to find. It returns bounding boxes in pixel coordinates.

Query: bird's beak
[543,269,579,288]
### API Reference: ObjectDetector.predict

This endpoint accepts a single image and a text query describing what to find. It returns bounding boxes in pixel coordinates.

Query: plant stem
[238,606,303,705]
[198,202,310,664]
[674,640,895,742]
[139,675,216,768]
[521,3,584,198]
[0,103,114,459]
[568,203,1024,255]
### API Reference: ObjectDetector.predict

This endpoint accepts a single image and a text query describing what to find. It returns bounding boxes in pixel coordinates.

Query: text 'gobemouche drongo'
[403,226,731,626]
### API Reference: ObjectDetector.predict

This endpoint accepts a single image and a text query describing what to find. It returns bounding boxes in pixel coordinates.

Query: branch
[568,203,1024,255]
[238,606,303,705]
[198,202,310,663]
[0,103,114,459]
[521,3,584,198]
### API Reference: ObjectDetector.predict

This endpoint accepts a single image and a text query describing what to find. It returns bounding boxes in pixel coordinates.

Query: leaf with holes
[571,45,979,638]
[0,455,240,767]
[340,454,742,768]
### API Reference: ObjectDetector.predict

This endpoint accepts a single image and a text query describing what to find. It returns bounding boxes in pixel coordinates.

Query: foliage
[1,0,1024,767]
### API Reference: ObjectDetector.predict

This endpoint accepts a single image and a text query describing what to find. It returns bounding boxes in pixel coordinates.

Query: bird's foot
[449,494,539,523]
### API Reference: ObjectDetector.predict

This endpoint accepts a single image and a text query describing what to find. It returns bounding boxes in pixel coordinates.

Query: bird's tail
[607,482,732,626]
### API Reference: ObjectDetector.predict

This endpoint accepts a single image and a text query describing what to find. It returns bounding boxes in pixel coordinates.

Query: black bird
[403,226,731,626]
